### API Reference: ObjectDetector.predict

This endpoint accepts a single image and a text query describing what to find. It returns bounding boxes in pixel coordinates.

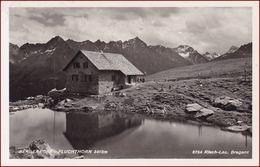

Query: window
[72,75,79,81]
[84,74,92,82]
[73,62,80,69]
[112,75,116,81]
[83,62,88,68]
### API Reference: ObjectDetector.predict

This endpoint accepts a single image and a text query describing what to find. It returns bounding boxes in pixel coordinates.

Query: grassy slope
[147,58,252,81]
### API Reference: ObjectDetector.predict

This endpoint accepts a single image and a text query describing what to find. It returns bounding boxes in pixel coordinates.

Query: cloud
[9,7,252,54]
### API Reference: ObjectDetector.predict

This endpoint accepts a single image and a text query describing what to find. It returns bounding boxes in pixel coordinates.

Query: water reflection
[64,112,142,150]
[10,109,251,158]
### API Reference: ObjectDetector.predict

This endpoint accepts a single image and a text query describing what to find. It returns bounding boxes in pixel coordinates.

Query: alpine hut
[63,50,144,95]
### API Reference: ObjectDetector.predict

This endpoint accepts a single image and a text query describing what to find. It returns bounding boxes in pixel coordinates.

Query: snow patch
[44,48,56,54]
[179,52,190,58]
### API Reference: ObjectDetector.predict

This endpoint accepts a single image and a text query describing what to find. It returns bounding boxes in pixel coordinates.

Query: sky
[10,7,252,54]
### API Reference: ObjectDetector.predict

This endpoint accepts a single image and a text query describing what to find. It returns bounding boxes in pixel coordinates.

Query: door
[127,76,131,84]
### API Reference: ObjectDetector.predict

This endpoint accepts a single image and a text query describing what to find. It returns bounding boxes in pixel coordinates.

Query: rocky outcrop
[47,88,67,101]
[212,96,242,111]
[186,103,203,113]
[195,108,214,118]
[185,103,214,118]
[10,140,62,159]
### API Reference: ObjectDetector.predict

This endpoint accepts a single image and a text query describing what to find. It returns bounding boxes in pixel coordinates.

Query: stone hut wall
[65,52,99,94]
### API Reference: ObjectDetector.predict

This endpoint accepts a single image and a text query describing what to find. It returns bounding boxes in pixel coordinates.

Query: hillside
[215,43,252,61]
[10,36,76,101]
[147,58,252,81]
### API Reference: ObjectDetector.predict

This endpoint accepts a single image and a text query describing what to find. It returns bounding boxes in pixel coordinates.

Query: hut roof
[63,50,144,76]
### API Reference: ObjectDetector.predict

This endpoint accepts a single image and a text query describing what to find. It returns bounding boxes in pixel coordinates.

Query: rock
[152,108,165,115]
[64,104,72,108]
[114,92,126,97]
[10,140,61,159]
[105,102,117,110]
[35,95,45,102]
[237,121,243,125]
[64,98,71,103]
[186,103,203,113]
[223,125,249,132]
[195,108,214,118]
[212,96,242,111]
[119,92,126,97]
[29,140,49,151]
[36,95,44,99]
[26,96,35,100]
[48,88,67,100]
[38,103,44,107]
[81,105,98,112]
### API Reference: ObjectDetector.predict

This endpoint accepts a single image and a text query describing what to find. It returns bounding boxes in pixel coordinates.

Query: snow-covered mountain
[172,45,209,64]
[202,52,221,61]
[215,44,251,61]
[227,46,239,54]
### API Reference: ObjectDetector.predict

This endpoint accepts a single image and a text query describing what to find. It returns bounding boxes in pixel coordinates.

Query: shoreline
[10,76,252,135]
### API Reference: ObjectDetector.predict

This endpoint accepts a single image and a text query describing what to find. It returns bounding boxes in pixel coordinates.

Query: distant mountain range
[172,45,209,64]
[9,36,252,101]
[214,43,251,61]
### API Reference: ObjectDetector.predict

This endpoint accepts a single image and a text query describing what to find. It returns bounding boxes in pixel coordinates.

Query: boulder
[212,96,242,111]
[35,95,45,102]
[186,103,203,113]
[38,103,44,107]
[28,140,60,158]
[195,108,214,118]
[48,88,67,100]
[10,140,62,159]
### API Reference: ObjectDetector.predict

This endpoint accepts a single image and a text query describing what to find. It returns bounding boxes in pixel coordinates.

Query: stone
[81,105,98,112]
[38,103,44,107]
[26,96,35,100]
[64,98,71,103]
[195,108,214,118]
[212,96,242,111]
[237,121,243,125]
[223,125,249,132]
[28,140,60,158]
[48,88,67,100]
[119,92,126,97]
[64,104,72,108]
[186,103,203,113]
[10,140,61,159]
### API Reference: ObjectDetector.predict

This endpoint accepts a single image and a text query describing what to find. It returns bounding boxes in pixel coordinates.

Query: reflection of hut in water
[64,112,142,150]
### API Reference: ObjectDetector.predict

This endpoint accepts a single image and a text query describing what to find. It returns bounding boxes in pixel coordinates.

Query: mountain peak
[176,45,195,53]
[45,36,66,49]
[48,36,64,43]
[124,37,147,48]
[227,46,239,53]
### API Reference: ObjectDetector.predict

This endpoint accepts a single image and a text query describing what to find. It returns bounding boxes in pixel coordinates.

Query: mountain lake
[10,108,252,158]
